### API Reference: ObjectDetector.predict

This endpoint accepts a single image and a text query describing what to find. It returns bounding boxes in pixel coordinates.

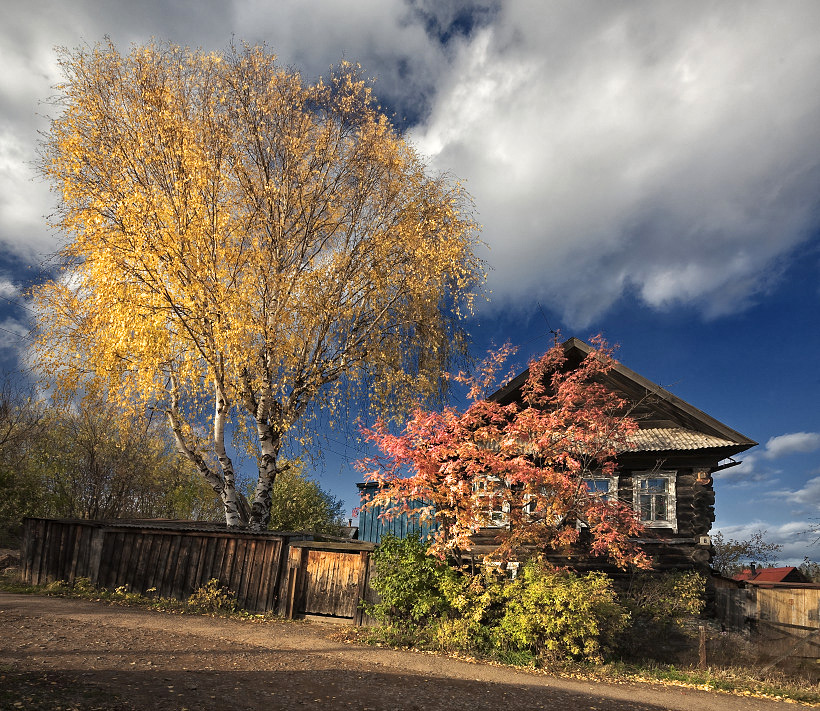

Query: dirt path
[0,592,806,710]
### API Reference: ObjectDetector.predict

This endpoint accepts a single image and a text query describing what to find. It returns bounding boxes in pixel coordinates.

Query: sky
[1,1,818,564]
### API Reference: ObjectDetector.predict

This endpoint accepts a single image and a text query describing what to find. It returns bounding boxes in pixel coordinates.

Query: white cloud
[0,317,30,353]
[712,520,816,565]
[0,279,19,299]
[784,476,820,510]
[713,452,767,484]
[2,1,820,328]
[412,1,820,325]
[764,432,820,459]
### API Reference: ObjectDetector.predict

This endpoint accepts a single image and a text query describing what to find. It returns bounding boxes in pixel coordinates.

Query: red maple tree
[357,337,650,568]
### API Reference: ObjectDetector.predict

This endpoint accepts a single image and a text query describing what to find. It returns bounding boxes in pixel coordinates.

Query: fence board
[21,518,305,614]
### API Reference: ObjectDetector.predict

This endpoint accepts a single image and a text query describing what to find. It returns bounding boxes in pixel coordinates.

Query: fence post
[698,625,707,669]
[354,550,370,627]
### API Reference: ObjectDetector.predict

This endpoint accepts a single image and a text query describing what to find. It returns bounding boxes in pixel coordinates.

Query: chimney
[750,562,757,577]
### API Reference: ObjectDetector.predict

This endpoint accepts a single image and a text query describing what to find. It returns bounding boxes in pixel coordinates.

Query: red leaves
[357,337,648,568]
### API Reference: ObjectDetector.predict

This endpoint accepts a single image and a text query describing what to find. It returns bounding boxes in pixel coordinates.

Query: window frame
[473,476,509,528]
[581,475,619,503]
[632,470,678,532]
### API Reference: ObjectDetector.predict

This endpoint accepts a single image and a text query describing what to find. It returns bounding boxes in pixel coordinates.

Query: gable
[489,337,757,457]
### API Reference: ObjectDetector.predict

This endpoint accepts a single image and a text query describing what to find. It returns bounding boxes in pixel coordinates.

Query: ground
[0,592,806,711]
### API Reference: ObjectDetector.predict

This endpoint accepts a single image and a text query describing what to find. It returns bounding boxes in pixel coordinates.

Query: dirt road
[0,592,806,710]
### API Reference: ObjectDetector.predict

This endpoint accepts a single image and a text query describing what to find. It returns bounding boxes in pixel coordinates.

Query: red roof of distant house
[733,566,808,583]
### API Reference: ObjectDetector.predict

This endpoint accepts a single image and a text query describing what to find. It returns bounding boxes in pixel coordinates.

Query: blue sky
[1,1,818,563]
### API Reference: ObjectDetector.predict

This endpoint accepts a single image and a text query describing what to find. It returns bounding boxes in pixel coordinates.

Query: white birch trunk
[248,417,280,531]
[166,376,246,528]
[213,377,245,527]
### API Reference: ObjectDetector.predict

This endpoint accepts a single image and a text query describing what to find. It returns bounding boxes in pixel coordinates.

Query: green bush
[367,533,455,642]
[622,570,705,625]
[616,570,706,661]
[494,562,629,662]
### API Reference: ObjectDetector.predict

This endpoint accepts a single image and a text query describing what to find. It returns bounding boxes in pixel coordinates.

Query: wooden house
[359,337,757,572]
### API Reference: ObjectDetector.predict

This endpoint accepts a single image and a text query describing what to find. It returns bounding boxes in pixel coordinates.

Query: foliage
[366,533,455,641]
[359,337,647,567]
[622,571,705,626]
[0,376,48,541]
[34,39,483,530]
[711,530,782,576]
[494,562,629,662]
[615,570,706,661]
[0,379,219,541]
[367,535,629,663]
[798,557,820,582]
[186,578,238,615]
[263,463,346,534]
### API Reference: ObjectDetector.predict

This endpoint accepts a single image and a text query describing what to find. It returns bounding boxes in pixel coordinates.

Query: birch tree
[34,40,482,529]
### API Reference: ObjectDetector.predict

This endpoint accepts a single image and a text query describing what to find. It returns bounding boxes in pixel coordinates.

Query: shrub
[623,570,705,625]
[617,570,706,661]
[186,579,237,615]
[367,533,455,642]
[435,566,506,655]
[493,561,629,662]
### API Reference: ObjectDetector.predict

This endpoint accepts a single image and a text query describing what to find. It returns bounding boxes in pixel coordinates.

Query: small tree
[34,40,482,530]
[358,338,648,567]
[264,464,345,534]
[711,530,782,576]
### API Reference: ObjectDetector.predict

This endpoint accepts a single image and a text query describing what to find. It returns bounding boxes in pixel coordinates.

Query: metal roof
[627,427,738,452]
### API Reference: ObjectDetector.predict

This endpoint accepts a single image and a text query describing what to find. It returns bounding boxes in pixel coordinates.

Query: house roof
[628,428,739,451]
[733,566,808,583]
[489,337,757,457]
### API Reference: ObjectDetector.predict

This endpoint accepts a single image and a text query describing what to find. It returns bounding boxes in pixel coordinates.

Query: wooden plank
[354,551,370,626]
[221,537,237,593]
[211,536,228,586]
[26,519,42,585]
[133,531,153,593]
[55,521,70,582]
[46,520,61,583]
[185,535,206,595]
[236,539,256,608]
[160,533,183,598]
[87,527,105,587]
[120,532,138,590]
[172,535,193,598]
[67,524,85,582]
[287,540,375,552]
[150,533,170,596]
[255,540,274,612]
[247,539,268,612]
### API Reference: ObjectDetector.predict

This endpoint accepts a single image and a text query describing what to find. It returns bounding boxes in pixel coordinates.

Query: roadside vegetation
[355,533,820,706]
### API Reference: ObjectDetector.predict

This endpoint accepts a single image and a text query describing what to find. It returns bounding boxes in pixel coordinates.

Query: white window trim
[633,470,678,533]
[581,475,619,503]
[577,475,619,529]
[473,476,509,528]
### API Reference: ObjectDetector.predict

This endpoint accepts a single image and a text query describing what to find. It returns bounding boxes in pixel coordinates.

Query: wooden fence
[714,582,820,663]
[278,540,378,625]
[21,517,378,622]
[21,518,308,613]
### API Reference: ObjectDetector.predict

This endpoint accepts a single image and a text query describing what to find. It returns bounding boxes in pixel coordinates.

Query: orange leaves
[359,338,647,568]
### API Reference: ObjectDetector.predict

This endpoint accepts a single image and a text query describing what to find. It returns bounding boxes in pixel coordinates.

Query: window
[582,476,618,502]
[473,477,509,527]
[633,471,677,532]
[578,476,619,529]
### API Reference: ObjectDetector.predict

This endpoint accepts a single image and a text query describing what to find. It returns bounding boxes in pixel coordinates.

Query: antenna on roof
[537,302,560,346]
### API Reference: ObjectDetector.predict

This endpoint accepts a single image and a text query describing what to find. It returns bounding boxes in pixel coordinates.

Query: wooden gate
[279,541,376,624]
